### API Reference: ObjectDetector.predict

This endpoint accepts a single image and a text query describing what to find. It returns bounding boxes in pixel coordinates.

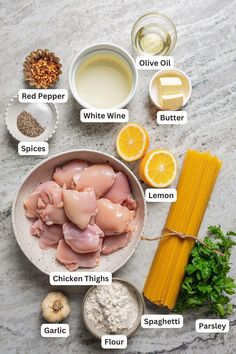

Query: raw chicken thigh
[24,181,60,218]
[24,191,42,218]
[103,172,137,209]
[53,160,88,188]
[73,164,116,198]
[102,232,131,255]
[38,203,68,226]
[95,198,135,235]
[36,181,62,201]
[24,181,67,225]
[36,181,60,191]
[38,189,66,225]
[63,187,97,229]
[56,240,101,271]
[63,222,104,253]
[30,219,63,250]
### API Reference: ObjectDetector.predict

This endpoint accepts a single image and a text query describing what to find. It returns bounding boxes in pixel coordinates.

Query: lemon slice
[139,149,177,187]
[116,123,150,162]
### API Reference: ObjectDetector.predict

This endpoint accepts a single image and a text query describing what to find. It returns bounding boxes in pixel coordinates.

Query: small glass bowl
[131,13,177,56]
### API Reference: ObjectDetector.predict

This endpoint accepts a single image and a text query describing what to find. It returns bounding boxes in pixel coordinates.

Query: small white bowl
[149,68,192,110]
[82,278,145,339]
[5,95,59,142]
[69,43,138,109]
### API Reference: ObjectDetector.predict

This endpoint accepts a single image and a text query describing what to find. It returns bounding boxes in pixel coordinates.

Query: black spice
[17,111,45,137]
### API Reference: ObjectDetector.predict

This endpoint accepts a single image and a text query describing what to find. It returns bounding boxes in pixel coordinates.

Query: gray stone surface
[1,0,236,353]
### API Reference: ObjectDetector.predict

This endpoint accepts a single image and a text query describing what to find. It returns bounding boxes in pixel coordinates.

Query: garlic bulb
[41,292,70,323]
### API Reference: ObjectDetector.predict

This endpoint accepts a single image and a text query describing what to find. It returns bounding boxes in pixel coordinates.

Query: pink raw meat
[30,219,63,250]
[63,222,104,253]
[103,172,137,209]
[24,191,41,218]
[24,181,59,217]
[102,232,132,255]
[95,198,135,235]
[56,240,101,271]
[53,160,88,188]
[24,181,67,225]
[63,187,97,229]
[73,164,116,198]
[37,186,67,225]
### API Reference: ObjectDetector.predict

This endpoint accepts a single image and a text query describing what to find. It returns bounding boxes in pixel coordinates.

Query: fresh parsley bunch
[175,226,236,317]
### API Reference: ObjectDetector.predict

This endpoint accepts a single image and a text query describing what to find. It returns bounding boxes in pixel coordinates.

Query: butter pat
[158,77,182,95]
[160,93,183,110]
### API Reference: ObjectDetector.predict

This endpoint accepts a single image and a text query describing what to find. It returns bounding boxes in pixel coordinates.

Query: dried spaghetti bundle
[143,150,222,309]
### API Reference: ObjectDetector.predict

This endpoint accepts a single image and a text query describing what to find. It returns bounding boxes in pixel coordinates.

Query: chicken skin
[103,172,137,209]
[73,164,115,198]
[63,187,97,229]
[24,181,67,225]
[95,198,135,235]
[53,160,88,188]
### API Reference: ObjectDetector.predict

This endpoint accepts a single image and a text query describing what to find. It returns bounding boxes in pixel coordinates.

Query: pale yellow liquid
[76,52,133,109]
[135,24,172,55]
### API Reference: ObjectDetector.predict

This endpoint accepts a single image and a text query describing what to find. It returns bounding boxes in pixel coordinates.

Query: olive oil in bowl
[135,24,172,55]
[132,13,177,56]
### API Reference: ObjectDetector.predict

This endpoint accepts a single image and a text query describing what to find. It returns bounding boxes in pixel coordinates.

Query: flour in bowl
[84,280,139,334]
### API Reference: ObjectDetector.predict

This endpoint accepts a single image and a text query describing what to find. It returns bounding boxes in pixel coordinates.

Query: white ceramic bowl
[82,278,145,339]
[149,68,192,110]
[12,150,146,275]
[5,95,59,142]
[69,43,138,109]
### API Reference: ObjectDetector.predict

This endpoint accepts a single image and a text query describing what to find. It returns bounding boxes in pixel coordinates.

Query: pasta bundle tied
[143,150,222,309]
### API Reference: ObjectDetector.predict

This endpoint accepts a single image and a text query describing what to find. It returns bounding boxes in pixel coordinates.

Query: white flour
[85,280,139,333]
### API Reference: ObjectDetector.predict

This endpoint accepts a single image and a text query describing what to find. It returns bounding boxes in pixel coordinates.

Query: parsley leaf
[175,226,236,317]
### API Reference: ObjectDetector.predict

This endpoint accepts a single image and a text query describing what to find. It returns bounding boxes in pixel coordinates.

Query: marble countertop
[1,0,236,353]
